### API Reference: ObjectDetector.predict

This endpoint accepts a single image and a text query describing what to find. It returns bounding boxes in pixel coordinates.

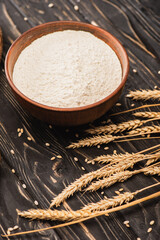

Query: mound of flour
[13,30,122,108]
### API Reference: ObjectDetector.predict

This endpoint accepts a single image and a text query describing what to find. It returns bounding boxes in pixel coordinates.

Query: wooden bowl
[5,21,129,126]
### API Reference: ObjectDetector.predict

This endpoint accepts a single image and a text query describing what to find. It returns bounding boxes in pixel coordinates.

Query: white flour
[13,30,122,108]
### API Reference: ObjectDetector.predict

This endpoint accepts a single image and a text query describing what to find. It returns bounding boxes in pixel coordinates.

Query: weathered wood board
[0,0,160,239]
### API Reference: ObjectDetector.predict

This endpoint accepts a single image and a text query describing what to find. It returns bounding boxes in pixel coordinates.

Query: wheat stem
[3,191,160,237]
[110,104,160,116]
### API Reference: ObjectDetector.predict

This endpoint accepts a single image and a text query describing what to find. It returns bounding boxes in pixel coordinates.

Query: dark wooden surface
[0,0,160,239]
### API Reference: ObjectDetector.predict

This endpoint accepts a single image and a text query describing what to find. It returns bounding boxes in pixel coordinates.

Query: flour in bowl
[13,30,122,108]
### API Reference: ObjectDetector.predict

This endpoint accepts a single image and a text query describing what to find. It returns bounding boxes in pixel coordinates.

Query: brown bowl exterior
[5,21,129,126]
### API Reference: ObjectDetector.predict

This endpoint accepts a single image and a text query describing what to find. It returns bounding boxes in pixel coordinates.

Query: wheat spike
[67,135,116,148]
[86,171,135,192]
[87,152,145,165]
[127,89,160,101]
[86,165,160,192]
[133,112,160,119]
[86,119,143,135]
[128,125,160,135]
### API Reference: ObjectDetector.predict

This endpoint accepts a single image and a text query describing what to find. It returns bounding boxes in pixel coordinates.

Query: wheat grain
[133,112,160,119]
[128,125,160,135]
[85,119,143,135]
[127,89,160,101]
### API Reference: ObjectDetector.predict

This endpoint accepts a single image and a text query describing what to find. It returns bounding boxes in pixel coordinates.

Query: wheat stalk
[18,192,136,221]
[133,112,160,119]
[128,125,160,135]
[85,119,143,135]
[18,182,160,222]
[4,186,160,237]
[86,164,160,192]
[127,89,160,101]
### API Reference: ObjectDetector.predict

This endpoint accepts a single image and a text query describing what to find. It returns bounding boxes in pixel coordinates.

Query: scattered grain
[85,158,88,162]
[131,103,135,107]
[51,156,56,160]
[13,225,19,230]
[24,17,28,21]
[17,128,21,132]
[133,68,137,73]
[74,157,78,161]
[147,227,152,233]
[48,3,54,8]
[124,220,129,224]
[101,191,104,195]
[81,167,85,171]
[21,128,24,133]
[154,86,158,89]
[34,200,39,205]
[18,132,22,137]
[97,145,100,149]
[116,103,121,106]
[74,5,79,11]
[158,70,160,74]
[45,143,50,147]
[150,220,155,225]
[49,125,52,129]
[12,169,15,173]
[91,20,98,26]
[38,9,45,14]
[137,238,141,240]
[27,137,32,141]
[22,184,26,189]
[119,188,123,192]
[113,150,117,154]
[104,147,109,150]
[10,149,14,154]
[57,155,62,159]
[75,133,79,138]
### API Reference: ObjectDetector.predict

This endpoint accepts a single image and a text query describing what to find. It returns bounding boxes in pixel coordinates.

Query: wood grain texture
[0,0,160,239]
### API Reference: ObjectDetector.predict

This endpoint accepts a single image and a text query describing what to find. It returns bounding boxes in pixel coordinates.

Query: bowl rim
[5,21,129,112]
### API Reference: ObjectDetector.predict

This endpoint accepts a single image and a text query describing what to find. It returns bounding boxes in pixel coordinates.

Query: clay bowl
[5,21,129,126]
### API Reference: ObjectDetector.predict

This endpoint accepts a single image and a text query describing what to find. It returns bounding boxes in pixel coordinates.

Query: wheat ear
[127,89,160,101]
[133,112,160,119]
[3,191,160,237]
[85,119,143,135]
[86,152,146,165]
[86,164,160,192]
[128,125,160,135]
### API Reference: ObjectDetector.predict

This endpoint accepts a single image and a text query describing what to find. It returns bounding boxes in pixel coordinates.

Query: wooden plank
[0,0,160,239]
